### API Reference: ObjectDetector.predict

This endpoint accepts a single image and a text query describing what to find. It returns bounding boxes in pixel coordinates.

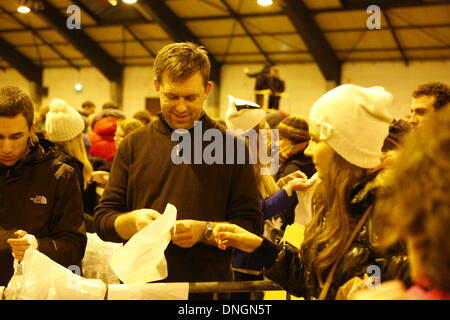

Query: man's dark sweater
[95,113,263,282]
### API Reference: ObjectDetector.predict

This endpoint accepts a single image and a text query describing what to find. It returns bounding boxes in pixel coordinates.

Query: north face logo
[30,195,47,205]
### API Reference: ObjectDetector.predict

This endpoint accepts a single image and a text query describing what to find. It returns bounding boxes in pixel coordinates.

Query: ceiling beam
[70,0,103,25]
[136,0,222,85]
[279,0,341,84]
[383,10,408,66]
[312,0,450,13]
[0,3,79,70]
[0,37,42,85]
[124,25,156,57]
[37,0,123,82]
[219,0,273,65]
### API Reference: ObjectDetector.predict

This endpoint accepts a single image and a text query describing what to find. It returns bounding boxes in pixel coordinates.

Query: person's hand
[352,280,409,300]
[277,170,307,188]
[92,171,109,184]
[213,224,263,253]
[7,230,38,261]
[286,177,316,193]
[172,220,205,248]
[114,209,161,240]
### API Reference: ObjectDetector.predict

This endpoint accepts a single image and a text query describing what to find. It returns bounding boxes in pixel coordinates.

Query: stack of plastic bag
[81,232,122,284]
[4,250,106,300]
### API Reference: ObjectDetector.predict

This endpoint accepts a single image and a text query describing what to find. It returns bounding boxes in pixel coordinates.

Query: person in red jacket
[87,107,125,162]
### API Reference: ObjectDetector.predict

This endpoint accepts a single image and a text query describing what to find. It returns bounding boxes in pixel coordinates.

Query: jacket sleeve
[255,238,308,298]
[226,161,264,236]
[37,165,87,268]
[94,139,130,243]
[262,189,290,220]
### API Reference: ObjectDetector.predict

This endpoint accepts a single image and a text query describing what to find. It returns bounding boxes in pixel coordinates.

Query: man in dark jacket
[95,43,263,297]
[0,86,87,286]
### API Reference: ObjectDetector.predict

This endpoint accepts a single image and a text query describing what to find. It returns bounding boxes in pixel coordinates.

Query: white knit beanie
[225,95,266,132]
[45,98,85,142]
[309,84,394,168]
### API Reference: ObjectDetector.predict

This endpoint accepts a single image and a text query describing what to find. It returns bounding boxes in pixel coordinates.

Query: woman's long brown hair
[300,152,366,287]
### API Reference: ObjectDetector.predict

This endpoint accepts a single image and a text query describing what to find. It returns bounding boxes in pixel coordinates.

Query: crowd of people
[1,41,449,300]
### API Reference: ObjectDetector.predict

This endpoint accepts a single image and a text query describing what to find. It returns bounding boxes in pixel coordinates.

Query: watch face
[205,222,213,239]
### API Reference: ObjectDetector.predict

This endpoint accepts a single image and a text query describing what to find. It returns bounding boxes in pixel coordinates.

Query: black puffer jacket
[0,136,86,286]
[255,170,410,299]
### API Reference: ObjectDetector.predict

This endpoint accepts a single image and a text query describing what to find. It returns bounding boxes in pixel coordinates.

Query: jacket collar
[348,169,385,217]
[0,135,56,177]
[156,111,211,135]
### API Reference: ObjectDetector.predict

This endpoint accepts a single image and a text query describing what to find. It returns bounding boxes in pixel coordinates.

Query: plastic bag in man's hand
[109,203,177,285]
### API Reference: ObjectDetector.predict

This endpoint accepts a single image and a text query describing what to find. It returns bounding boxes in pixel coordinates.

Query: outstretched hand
[213,224,263,253]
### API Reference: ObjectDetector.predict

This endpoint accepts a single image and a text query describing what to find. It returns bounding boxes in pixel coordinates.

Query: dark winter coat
[253,170,410,299]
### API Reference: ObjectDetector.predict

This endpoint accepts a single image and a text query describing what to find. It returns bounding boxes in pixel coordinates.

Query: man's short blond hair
[154,42,211,88]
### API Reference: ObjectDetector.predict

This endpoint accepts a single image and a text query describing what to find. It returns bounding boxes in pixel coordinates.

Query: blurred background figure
[268,67,285,110]
[45,98,109,233]
[133,109,153,126]
[81,100,96,117]
[265,110,289,129]
[409,81,450,129]
[87,105,125,163]
[275,115,316,229]
[102,101,120,110]
[34,105,50,140]
[244,64,272,108]
[114,118,143,149]
[355,107,450,300]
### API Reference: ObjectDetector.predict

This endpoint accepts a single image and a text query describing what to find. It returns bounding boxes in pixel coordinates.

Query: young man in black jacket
[0,86,87,286]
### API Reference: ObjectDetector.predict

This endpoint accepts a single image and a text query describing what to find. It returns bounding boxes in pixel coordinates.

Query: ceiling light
[122,0,138,4]
[74,82,83,92]
[108,0,118,6]
[17,5,31,14]
[257,0,273,6]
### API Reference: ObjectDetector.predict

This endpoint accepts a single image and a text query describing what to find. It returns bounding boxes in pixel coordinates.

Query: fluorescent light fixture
[122,0,138,4]
[17,5,31,13]
[257,0,273,6]
[74,83,83,92]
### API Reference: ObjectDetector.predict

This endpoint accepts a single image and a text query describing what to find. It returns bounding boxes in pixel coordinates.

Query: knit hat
[309,84,394,168]
[225,95,266,132]
[277,115,310,143]
[45,98,85,142]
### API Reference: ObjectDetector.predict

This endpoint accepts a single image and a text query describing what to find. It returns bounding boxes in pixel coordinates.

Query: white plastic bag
[109,203,177,285]
[82,233,122,284]
[19,249,106,300]
[3,260,24,300]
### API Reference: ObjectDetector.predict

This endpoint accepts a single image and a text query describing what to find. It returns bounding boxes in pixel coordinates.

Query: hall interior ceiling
[1,0,449,82]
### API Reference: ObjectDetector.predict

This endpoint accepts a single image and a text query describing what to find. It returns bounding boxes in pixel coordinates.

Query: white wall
[2,60,450,121]
[342,61,450,119]
[42,67,110,111]
[122,66,156,118]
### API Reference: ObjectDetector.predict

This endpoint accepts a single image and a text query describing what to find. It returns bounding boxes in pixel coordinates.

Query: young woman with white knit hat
[45,98,108,232]
[214,84,411,300]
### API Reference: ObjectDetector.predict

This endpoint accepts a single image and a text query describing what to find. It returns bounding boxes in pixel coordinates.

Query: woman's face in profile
[304,125,335,180]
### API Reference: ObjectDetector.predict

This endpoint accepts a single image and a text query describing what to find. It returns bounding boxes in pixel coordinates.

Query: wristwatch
[203,221,213,241]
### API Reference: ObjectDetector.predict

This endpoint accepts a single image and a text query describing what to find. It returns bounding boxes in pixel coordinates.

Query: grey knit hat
[45,98,85,142]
